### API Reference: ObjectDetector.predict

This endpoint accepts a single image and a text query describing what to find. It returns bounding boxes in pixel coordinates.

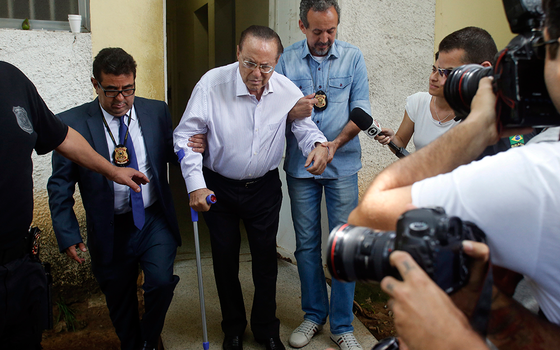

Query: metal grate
[0,0,89,31]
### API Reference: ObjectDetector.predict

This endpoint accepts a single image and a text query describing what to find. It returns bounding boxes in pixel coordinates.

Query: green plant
[21,18,30,30]
[56,297,77,332]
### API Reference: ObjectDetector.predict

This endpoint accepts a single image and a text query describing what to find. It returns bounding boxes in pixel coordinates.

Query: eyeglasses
[242,60,274,74]
[98,83,136,98]
[432,65,453,78]
[533,37,559,60]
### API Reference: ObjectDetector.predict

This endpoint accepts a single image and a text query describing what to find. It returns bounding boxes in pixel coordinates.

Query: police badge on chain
[113,145,131,167]
[314,90,328,112]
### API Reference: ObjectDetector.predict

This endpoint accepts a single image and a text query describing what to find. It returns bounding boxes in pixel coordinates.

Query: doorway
[166,0,270,257]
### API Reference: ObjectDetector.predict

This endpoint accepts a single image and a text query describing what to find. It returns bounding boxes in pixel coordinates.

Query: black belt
[203,167,278,188]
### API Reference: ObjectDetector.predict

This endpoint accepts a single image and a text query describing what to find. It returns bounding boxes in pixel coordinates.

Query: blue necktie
[119,115,145,230]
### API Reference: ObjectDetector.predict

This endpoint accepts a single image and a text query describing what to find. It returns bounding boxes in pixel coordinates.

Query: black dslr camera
[444,0,560,127]
[326,208,486,294]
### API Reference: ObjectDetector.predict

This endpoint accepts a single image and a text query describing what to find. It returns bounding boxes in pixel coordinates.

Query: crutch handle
[190,194,217,222]
[206,194,217,204]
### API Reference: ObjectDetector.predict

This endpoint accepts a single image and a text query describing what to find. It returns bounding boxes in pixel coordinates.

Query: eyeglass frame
[533,37,559,60]
[97,82,136,98]
[242,60,275,74]
[432,65,453,78]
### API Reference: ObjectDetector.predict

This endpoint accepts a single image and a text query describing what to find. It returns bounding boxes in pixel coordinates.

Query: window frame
[0,0,90,32]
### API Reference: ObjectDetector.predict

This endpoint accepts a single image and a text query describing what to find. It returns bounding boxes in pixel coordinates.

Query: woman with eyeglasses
[375,27,496,153]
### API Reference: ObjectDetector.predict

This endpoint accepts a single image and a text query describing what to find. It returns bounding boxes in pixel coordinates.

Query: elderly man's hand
[381,251,488,350]
[305,142,329,175]
[189,188,215,212]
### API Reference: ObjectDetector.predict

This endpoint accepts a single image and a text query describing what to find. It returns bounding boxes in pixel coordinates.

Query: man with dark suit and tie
[47,47,196,350]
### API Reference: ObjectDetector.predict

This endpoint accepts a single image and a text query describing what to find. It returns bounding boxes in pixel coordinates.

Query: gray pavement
[161,244,377,350]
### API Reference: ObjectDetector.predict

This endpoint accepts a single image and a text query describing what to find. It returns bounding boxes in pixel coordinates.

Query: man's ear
[91,77,99,93]
[480,61,492,68]
[299,19,306,34]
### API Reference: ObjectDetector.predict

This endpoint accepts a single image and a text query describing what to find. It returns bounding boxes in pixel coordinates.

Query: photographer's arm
[348,78,518,230]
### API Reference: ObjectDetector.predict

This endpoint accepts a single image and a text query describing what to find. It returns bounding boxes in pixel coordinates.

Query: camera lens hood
[444,64,493,120]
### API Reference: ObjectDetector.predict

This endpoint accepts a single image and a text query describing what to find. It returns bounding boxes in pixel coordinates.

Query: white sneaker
[330,333,363,350]
[289,320,323,348]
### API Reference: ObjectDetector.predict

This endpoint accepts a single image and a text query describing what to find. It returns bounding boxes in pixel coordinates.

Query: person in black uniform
[0,61,148,349]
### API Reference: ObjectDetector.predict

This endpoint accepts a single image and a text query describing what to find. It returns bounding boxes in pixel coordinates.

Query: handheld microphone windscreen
[350,107,382,137]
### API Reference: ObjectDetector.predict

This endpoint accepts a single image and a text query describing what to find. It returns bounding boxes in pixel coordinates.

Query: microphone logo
[366,119,382,137]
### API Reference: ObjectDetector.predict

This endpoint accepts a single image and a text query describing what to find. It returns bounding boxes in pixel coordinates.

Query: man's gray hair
[299,0,341,28]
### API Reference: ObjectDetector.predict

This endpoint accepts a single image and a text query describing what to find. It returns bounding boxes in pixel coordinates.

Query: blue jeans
[287,174,358,335]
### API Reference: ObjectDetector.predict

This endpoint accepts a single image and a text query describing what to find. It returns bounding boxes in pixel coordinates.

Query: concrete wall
[338,0,436,194]
[0,0,166,298]
[273,0,436,260]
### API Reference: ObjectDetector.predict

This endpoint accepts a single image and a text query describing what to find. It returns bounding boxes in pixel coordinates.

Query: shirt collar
[235,64,273,97]
[99,103,136,124]
[300,39,340,61]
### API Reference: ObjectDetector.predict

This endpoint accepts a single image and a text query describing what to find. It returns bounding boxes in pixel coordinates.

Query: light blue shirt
[276,39,371,179]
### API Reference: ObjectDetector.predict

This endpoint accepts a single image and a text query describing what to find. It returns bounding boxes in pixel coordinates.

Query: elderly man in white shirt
[174,25,328,350]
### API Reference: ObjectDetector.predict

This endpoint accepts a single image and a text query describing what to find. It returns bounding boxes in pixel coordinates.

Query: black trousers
[202,167,282,340]
[0,248,47,350]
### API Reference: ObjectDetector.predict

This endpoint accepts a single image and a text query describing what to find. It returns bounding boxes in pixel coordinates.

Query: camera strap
[469,257,494,338]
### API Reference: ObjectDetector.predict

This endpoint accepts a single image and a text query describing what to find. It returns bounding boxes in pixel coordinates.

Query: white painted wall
[271,0,436,263]
[0,29,93,201]
[0,28,94,292]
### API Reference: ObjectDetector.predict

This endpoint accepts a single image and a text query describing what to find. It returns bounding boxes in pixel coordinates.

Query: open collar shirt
[173,62,327,193]
[101,105,155,213]
[276,39,371,179]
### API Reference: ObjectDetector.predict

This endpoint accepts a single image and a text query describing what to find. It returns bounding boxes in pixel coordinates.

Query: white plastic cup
[68,14,82,34]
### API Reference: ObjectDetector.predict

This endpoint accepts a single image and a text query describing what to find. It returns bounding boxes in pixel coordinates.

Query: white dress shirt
[101,105,155,213]
[173,62,327,193]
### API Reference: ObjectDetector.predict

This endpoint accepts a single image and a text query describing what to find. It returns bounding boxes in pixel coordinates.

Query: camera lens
[327,224,395,283]
[444,64,493,119]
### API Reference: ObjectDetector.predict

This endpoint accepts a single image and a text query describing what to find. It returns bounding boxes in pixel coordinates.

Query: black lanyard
[101,110,132,167]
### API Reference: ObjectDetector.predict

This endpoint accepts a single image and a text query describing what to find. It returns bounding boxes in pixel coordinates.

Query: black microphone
[349,107,410,159]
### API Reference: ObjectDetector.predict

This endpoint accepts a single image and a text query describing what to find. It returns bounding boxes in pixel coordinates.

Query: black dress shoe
[258,337,285,350]
[223,335,243,350]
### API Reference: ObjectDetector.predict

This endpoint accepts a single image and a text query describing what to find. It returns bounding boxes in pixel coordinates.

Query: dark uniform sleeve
[24,74,68,155]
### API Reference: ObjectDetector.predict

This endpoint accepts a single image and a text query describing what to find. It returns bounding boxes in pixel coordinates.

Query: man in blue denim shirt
[275,1,370,350]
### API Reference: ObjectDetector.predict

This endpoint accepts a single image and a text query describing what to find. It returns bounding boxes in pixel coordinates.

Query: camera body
[444,0,560,127]
[327,208,485,294]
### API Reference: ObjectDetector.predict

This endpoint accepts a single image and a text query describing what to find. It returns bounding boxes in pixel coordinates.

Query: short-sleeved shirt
[0,61,68,248]
[276,40,371,179]
[411,141,560,324]
[406,92,460,150]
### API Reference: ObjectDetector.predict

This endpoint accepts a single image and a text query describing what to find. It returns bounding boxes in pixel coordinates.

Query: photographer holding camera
[348,0,560,348]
